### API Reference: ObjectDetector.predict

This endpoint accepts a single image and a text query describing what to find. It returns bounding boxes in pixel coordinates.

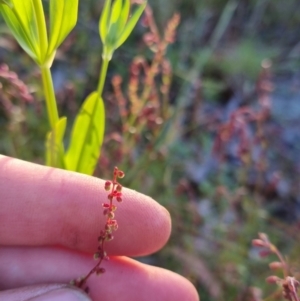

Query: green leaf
[48,0,79,57]
[65,92,105,175]
[99,0,111,44]
[46,117,67,168]
[116,0,130,36]
[115,1,146,49]
[106,21,119,46]
[0,0,40,60]
[111,0,122,23]
[0,0,13,8]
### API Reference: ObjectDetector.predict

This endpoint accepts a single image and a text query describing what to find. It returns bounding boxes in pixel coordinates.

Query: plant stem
[41,66,65,168]
[41,67,59,128]
[32,0,59,128]
[97,54,110,97]
[78,239,105,288]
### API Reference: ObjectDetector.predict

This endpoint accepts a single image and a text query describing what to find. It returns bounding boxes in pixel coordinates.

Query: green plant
[0,0,146,175]
[101,6,180,185]
[0,0,146,295]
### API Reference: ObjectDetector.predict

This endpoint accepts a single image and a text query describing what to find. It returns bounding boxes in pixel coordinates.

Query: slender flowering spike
[73,167,125,290]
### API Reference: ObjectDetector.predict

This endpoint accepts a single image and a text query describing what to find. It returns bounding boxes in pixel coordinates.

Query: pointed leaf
[116,0,130,36]
[65,92,105,175]
[0,0,13,8]
[0,0,40,60]
[111,0,122,23]
[115,1,146,49]
[46,117,67,168]
[48,0,79,56]
[99,0,111,44]
[106,21,119,46]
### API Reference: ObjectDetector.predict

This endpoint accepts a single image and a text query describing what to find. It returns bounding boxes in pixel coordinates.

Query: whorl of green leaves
[0,0,78,67]
[100,0,147,59]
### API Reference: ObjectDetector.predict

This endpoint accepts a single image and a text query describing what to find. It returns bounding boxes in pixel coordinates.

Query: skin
[0,155,199,301]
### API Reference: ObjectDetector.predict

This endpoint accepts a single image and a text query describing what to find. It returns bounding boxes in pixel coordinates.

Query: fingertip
[86,256,199,301]
[116,188,171,255]
[146,265,200,301]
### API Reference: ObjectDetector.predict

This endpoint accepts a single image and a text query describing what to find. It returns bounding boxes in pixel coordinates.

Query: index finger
[0,155,171,256]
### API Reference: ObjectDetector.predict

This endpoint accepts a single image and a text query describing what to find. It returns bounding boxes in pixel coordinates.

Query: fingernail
[28,287,92,301]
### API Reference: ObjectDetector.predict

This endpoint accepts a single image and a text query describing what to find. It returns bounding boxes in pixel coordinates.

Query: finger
[0,284,91,301]
[0,155,171,256]
[0,246,199,301]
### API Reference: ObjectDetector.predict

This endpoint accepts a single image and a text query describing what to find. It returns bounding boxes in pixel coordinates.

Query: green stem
[41,66,64,168]
[41,67,59,128]
[97,50,111,97]
[32,0,48,62]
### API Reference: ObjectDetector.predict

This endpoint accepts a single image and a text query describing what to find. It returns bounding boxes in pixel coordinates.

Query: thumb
[0,284,92,301]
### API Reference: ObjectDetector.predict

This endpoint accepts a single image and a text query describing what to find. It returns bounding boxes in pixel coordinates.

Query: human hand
[0,155,199,301]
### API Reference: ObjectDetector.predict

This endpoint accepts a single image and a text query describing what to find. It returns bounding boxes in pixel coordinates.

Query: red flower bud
[117,170,125,178]
[104,181,112,191]
[269,261,284,270]
[252,239,266,247]
[266,275,281,284]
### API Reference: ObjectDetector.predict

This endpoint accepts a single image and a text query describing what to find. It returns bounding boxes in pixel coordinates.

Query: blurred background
[1,0,300,300]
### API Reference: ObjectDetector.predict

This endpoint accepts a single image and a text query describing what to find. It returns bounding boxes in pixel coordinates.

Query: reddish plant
[252,233,300,301]
[108,6,180,165]
[72,167,125,292]
[213,60,272,165]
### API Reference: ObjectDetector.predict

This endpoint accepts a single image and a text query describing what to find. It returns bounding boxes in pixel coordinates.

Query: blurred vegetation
[1,0,300,300]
